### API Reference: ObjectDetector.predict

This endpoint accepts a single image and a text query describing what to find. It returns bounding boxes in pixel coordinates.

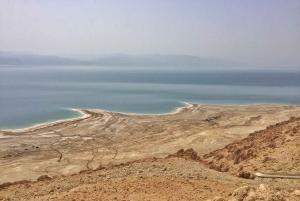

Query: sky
[0,0,299,67]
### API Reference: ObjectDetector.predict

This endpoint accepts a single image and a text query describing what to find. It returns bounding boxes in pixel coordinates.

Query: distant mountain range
[0,51,88,66]
[0,51,242,67]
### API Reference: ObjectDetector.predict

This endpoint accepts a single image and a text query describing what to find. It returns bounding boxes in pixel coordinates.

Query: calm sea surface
[1,66,300,130]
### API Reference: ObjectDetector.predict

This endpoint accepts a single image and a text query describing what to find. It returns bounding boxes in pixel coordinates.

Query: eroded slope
[202,117,300,178]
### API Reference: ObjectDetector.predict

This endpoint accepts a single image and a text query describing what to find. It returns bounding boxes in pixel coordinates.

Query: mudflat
[1,103,299,184]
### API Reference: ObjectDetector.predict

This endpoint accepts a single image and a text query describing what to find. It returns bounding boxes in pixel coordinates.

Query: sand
[1,103,300,184]
[1,103,300,200]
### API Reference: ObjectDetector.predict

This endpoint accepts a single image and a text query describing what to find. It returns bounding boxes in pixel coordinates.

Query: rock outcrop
[166,148,201,161]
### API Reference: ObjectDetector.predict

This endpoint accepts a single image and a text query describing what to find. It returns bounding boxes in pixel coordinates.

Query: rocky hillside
[202,117,300,178]
[1,148,300,201]
[0,156,250,201]
[213,184,300,201]
[1,117,300,200]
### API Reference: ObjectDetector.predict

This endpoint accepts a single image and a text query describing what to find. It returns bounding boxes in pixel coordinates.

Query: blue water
[1,66,300,130]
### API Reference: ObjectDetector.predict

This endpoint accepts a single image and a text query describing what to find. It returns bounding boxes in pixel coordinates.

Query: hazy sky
[1,0,299,67]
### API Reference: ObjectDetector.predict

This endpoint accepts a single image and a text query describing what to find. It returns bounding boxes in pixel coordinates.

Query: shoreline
[1,102,297,133]
[1,103,300,185]
[94,102,193,116]
[1,109,90,133]
[0,103,192,133]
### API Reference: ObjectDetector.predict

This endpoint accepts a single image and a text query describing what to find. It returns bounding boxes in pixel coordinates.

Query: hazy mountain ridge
[0,51,241,67]
[0,51,90,66]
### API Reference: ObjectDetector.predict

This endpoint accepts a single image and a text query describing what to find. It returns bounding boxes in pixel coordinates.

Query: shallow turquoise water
[1,66,300,130]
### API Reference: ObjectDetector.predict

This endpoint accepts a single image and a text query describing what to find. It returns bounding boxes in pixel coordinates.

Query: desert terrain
[1,103,300,200]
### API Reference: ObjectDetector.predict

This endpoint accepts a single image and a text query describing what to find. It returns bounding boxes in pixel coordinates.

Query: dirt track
[255,172,300,179]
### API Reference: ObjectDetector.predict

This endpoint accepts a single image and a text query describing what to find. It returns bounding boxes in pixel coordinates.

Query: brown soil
[1,150,300,201]
[1,104,300,200]
[202,117,300,179]
[0,157,243,201]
